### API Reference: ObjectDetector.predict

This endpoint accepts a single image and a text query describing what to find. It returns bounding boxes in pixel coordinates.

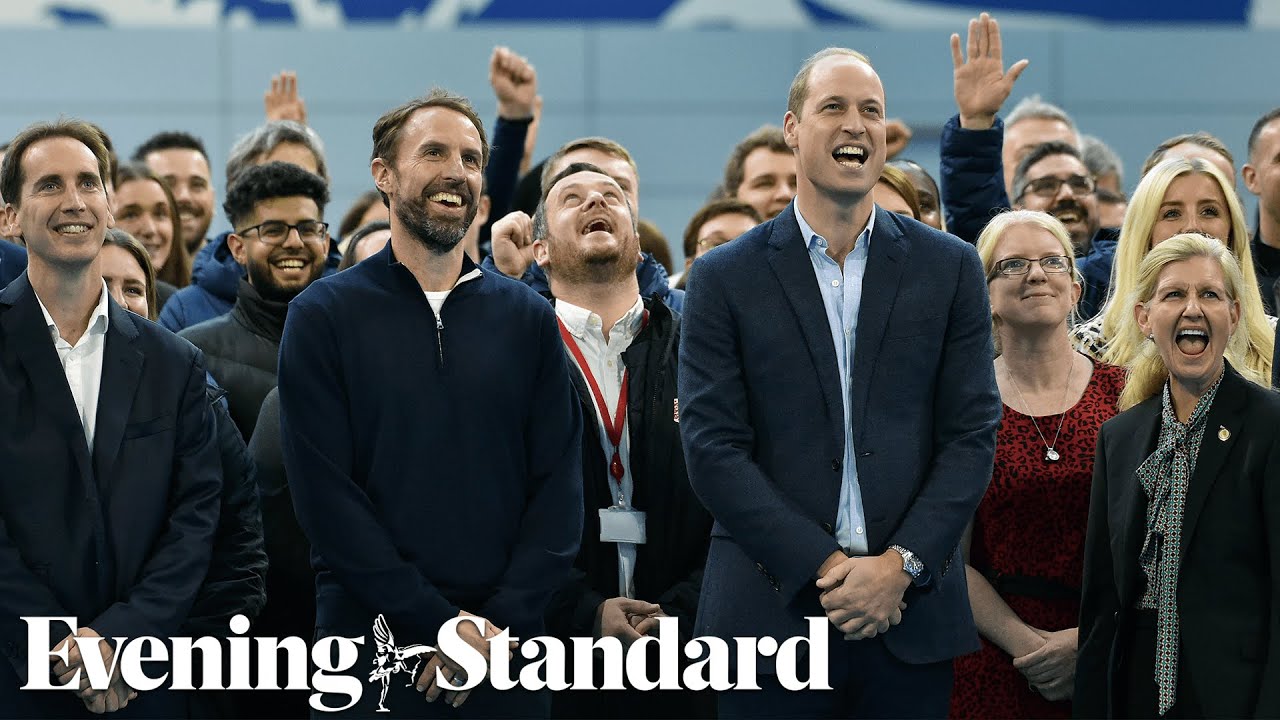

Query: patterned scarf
[1134,374,1221,715]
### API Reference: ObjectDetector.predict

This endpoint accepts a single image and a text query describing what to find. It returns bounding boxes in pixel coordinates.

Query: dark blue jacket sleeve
[158,294,187,332]
[940,114,1011,245]
[91,349,223,640]
[479,303,583,632]
[478,116,533,257]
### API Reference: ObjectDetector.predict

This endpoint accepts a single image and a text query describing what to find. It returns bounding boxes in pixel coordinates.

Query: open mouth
[833,145,867,168]
[428,192,464,208]
[272,257,310,271]
[1175,327,1209,356]
[581,218,613,235]
[1052,207,1083,225]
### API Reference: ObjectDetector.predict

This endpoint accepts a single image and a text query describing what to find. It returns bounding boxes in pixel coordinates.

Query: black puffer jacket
[181,383,268,637]
[180,280,287,441]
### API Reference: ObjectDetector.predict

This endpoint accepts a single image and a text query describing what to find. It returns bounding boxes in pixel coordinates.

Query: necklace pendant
[1044,448,1060,463]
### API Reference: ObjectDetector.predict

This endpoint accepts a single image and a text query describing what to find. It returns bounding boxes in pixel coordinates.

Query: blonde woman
[952,211,1125,719]
[1071,156,1274,381]
[1076,233,1280,718]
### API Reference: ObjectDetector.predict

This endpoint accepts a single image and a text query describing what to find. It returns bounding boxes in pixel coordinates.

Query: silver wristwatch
[889,544,924,582]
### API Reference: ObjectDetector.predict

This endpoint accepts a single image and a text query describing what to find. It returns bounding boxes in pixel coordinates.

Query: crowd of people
[0,10,1278,720]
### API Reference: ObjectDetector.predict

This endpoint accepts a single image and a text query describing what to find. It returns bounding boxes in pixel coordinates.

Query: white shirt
[35,281,111,450]
[555,296,646,599]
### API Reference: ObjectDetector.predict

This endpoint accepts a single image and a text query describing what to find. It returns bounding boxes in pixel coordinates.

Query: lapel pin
[1218,426,1230,441]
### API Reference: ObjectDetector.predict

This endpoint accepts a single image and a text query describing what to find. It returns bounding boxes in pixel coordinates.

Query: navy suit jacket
[0,241,26,292]
[0,274,221,711]
[679,203,1001,666]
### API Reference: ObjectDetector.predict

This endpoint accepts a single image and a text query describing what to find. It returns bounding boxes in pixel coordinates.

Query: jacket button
[831,459,841,471]
[822,522,834,534]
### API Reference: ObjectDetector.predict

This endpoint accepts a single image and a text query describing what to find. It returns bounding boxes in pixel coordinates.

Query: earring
[1147,333,1154,341]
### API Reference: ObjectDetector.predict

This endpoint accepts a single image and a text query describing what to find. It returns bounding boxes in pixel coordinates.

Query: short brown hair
[103,228,158,321]
[638,219,673,274]
[370,89,488,205]
[722,125,790,197]
[787,47,872,118]
[682,198,762,259]
[1,118,112,209]
[1140,131,1234,177]
[540,137,638,192]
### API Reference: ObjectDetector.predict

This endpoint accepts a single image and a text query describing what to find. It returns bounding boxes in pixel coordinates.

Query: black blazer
[679,203,1001,668]
[1075,364,1280,718]
[0,274,221,713]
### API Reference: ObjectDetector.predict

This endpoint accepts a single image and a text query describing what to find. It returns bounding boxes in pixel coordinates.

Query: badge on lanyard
[600,506,647,544]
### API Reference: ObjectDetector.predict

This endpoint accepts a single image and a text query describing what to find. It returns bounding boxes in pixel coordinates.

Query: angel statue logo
[369,614,434,712]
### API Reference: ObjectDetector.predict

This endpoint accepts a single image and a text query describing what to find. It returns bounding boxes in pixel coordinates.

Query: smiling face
[100,243,149,318]
[784,55,886,209]
[736,147,797,220]
[228,195,327,302]
[144,147,214,249]
[533,170,638,286]
[6,136,114,270]
[1016,153,1098,252]
[1135,254,1238,400]
[987,222,1081,335]
[113,178,173,271]
[1150,172,1232,249]
[373,106,483,255]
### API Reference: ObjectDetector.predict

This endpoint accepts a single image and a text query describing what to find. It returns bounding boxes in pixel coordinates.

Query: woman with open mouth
[1071,156,1275,382]
[1075,233,1280,718]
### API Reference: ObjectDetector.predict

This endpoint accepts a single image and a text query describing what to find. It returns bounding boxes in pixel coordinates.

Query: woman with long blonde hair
[1071,156,1274,381]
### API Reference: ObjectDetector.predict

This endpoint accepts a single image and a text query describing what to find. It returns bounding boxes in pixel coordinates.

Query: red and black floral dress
[950,360,1125,720]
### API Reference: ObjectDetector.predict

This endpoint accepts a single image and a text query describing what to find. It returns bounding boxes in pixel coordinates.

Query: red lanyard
[556,313,646,493]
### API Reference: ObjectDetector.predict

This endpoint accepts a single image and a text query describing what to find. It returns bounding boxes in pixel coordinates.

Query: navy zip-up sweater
[278,241,584,646]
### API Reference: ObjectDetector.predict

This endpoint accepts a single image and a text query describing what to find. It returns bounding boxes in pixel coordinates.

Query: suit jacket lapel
[851,207,908,430]
[92,302,143,490]
[1113,396,1161,608]
[1179,365,1246,565]
[765,204,842,431]
[0,275,95,488]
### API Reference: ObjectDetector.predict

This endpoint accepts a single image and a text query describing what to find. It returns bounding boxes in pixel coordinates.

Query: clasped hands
[414,610,514,709]
[1013,626,1078,702]
[815,550,910,641]
[50,628,136,714]
[596,597,667,648]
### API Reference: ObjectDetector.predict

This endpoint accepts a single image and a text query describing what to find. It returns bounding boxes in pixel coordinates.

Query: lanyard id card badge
[600,505,646,544]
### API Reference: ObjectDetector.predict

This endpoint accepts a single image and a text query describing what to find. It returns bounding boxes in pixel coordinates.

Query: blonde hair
[1098,156,1272,381]
[1117,233,1268,410]
[976,210,1079,356]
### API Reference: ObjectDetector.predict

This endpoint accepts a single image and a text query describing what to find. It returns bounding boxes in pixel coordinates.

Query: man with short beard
[179,161,329,441]
[279,89,583,718]
[527,162,713,719]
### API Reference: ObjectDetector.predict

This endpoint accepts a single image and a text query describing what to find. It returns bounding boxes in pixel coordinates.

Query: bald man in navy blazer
[0,120,221,718]
[679,48,1001,718]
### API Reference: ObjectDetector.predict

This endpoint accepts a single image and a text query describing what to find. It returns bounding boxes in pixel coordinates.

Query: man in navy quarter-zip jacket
[279,89,583,718]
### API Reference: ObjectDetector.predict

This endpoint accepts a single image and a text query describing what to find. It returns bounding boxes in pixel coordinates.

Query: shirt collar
[556,296,645,343]
[35,280,111,343]
[795,203,876,253]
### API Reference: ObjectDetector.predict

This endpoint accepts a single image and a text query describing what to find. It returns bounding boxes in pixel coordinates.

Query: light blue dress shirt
[795,206,873,555]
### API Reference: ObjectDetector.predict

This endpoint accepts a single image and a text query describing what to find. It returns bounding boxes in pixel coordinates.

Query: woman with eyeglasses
[1071,156,1275,379]
[951,211,1125,720]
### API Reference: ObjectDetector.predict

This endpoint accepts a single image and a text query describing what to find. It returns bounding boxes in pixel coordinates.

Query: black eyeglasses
[1018,174,1094,199]
[990,255,1072,278]
[236,220,329,245]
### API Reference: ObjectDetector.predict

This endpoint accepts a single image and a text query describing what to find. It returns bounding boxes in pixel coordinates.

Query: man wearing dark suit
[0,120,221,718]
[679,48,1001,718]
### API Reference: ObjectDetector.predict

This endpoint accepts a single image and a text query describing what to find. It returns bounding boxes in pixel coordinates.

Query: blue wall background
[2,13,1276,263]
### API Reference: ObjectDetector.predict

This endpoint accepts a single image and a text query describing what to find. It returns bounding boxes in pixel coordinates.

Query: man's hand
[630,607,667,637]
[415,612,510,709]
[950,12,1029,130]
[52,628,137,713]
[265,71,308,124]
[886,119,913,160]
[1014,627,1078,702]
[816,553,910,639]
[595,598,661,647]
[490,46,538,120]
[490,211,536,277]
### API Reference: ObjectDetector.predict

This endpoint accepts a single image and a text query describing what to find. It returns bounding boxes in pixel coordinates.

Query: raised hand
[489,46,538,120]
[885,119,913,160]
[950,12,1029,129]
[490,210,537,277]
[265,71,308,125]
